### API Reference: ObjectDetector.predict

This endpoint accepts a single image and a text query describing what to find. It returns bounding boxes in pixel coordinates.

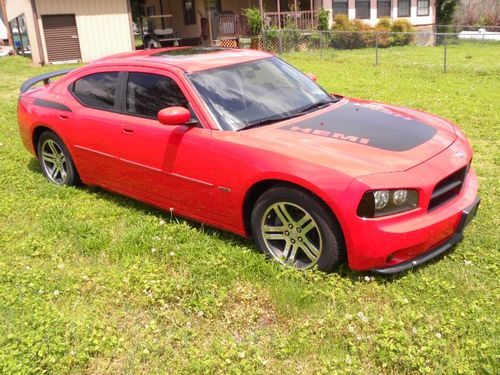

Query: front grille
[428,165,468,211]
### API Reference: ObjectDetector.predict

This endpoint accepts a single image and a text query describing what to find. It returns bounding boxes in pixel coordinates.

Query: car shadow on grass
[27,158,453,282]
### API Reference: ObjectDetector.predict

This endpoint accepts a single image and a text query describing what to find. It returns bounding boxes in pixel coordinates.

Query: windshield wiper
[238,113,302,131]
[296,97,336,114]
[238,97,338,131]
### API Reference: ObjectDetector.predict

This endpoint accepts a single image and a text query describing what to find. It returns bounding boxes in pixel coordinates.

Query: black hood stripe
[281,102,437,152]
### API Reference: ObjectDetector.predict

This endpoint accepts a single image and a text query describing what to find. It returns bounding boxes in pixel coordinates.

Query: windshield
[188,57,335,131]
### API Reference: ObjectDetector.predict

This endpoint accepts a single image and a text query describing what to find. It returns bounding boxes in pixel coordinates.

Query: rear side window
[73,72,119,110]
[126,72,189,118]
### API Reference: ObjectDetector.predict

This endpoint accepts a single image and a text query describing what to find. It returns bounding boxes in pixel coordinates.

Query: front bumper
[335,138,479,272]
[371,197,480,274]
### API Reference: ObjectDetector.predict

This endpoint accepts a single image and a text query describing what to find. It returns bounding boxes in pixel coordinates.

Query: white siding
[36,0,133,62]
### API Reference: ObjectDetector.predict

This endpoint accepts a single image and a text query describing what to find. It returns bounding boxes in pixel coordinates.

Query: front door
[114,70,216,216]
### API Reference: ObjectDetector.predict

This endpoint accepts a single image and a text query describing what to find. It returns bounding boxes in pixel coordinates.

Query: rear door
[68,69,127,188]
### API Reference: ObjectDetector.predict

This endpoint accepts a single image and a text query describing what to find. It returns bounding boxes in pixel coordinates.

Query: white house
[326,0,436,28]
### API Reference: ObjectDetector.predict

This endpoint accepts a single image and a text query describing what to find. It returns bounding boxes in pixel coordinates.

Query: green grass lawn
[0,44,499,374]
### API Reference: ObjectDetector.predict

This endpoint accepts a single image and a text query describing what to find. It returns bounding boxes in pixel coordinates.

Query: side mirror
[158,106,191,126]
[306,72,317,82]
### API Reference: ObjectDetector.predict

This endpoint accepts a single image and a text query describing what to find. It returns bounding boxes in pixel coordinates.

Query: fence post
[443,34,447,73]
[320,31,323,60]
[278,28,283,54]
[375,32,379,66]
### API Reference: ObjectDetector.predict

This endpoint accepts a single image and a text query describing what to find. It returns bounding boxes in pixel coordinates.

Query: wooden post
[208,9,213,46]
[259,0,264,30]
[0,0,14,50]
[277,0,281,29]
[294,0,298,28]
[310,0,313,29]
[159,0,165,28]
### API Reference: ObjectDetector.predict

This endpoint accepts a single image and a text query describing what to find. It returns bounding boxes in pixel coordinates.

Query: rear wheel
[251,186,344,272]
[37,131,79,186]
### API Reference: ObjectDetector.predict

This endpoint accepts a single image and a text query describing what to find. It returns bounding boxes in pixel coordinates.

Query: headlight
[357,189,419,218]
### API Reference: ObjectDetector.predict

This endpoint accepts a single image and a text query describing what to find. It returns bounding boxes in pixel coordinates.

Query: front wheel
[251,186,345,272]
[37,131,80,186]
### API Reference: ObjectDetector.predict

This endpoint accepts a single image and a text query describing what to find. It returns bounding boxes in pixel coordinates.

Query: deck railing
[263,11,316,30]
[218,14,250,37]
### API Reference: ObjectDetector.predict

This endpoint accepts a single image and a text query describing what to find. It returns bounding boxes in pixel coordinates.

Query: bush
[317,8,330,31]
[391,19,415,46]
[376,17,392,29]
[331,14,352,31]
[331,15,373,49]
[244,7,262,35]
[374,18,393,47]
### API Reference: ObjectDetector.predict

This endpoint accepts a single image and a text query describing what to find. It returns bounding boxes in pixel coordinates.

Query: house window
[377,0,391,18]
[355,0,370,19]
[183,0,196,25]
[417,0,430,16]
[333,0,348,15]
[398,0,411,17]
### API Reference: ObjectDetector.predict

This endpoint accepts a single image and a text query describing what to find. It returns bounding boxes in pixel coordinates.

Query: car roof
[91,47,273,73]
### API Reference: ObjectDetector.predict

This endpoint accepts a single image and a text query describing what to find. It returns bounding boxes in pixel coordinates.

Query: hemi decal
[281,102,437,152]
[34,98,72,112]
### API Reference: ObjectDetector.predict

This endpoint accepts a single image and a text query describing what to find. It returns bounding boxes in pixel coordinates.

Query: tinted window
[126,72,189,118]
[73,72,119,110]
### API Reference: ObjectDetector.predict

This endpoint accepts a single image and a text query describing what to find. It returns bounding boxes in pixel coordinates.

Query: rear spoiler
[20,68,74,94]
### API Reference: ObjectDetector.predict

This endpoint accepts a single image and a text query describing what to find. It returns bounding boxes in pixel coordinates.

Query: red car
[18,47,479,274]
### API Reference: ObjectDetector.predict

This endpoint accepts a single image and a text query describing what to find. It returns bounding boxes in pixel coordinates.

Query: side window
[73,72,119,110]
[126,72,192,119]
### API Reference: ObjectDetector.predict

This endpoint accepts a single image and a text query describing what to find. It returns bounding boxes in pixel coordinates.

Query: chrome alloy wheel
[41,139,67,185]
[261,202,323,269]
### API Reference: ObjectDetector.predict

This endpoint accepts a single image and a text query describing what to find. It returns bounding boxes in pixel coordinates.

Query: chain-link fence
[261,29,500,72]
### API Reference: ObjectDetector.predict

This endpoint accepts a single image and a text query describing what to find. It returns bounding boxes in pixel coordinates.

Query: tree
[130,0,145,23]
[436,0,459,25]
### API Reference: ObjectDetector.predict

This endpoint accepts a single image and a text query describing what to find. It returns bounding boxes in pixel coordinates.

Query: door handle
[121,126,134,135]
[59,114,69,120]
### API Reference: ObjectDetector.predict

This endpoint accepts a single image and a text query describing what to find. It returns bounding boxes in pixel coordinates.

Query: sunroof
[152,47,228,58]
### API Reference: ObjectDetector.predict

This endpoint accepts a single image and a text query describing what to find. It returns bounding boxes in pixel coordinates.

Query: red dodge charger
[18,47,479,273]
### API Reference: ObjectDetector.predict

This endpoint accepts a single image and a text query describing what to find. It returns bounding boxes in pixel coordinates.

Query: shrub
[331,14,352,31]
[282,25,302,52]
[374,18,393,47]
[331,15,373,49]
[391,19,415,46]
[317,8,330,31]
[376,17,392,29]
[244,7,262,35]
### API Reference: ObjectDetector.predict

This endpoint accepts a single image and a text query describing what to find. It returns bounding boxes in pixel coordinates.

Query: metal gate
[41,14,81,63]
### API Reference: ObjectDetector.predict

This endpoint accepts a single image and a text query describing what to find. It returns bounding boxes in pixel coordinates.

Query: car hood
[239,98,457,177]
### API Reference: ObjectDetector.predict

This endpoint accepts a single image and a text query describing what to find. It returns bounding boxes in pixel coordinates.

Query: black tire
[36,131,80,186]
[251,186,345,272]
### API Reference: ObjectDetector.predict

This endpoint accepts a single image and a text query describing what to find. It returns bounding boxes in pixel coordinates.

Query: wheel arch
[32,124,59,157]
[242,179,347,254]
